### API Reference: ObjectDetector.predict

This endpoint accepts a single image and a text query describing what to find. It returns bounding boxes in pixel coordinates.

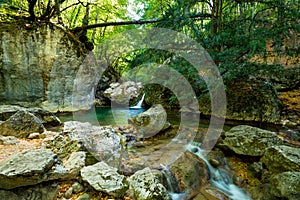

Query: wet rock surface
[170,152,209,197]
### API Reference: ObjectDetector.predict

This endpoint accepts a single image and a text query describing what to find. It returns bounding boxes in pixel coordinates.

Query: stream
[186,144,251,200]
[57,107,253,200]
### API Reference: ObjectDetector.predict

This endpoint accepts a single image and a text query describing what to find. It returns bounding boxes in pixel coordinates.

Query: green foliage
[0,0,298,106]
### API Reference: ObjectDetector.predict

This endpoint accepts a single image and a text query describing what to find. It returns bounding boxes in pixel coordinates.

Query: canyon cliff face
[0,23,97,112]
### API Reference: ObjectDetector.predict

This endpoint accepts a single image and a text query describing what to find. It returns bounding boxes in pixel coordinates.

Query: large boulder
[0,110,45,138]
[220,125,284,156]
[62,121,123,167]
[199,77,280,123]
[0,105,23,120]
[80,161,128,197]
[260,145,300,173]
[0,105,61,127]
[104,81,143,105]
[169,151,209,198]
[127,167,171,200]
[95,66,120,106]
[7,182,59,200]
[128,104,169,139]
[0,149,67,189]
[269,171,300,200]
[26,107,61,126]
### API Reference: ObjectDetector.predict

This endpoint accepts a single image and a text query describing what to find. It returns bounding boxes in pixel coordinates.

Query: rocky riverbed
[0,104,299,200]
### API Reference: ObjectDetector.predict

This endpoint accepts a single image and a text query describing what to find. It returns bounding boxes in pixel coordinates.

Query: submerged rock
[220,125,284,156]
[0,110,45,138]
[0,149,67,189]
[81,161,128,197]
[260,145,300,173]
[129,104,169,139]
[269,171,300,200]
[127,167,171,200]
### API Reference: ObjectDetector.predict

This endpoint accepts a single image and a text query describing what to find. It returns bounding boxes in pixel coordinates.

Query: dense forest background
[0,0,299,106]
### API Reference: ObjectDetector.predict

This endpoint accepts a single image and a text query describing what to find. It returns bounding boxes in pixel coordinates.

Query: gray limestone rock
[0,105,61,127]
[220,125,284,156]
[13,182,59,200]
[127,167,171,200]
[0,149,67,189]
[0,24,90,112]
[103,81,143,105]
[81,161,128,197]
[0,105,23,121]
[169,152,209,197]
[64,151,86,179]
[0,190,19,200]
[62,121,122,167]
[0,110,45,138]
[0,135,19,145]
[260,145,300,173]
[27,107,61,126]
[128,104,169,139]
[269,171,300,200]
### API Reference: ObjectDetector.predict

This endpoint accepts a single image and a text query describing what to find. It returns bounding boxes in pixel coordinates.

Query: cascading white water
[130,93,145,109]
[161,164,188,200]
[185,143,252,200]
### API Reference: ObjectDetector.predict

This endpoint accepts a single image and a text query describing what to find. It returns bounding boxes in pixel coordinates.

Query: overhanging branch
[71,13,212,32]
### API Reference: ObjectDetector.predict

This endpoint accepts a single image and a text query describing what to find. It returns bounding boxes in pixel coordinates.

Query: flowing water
[130,93,145,109]
[57,94,251,200]
[185,143,251,200]
[161,164,188,200]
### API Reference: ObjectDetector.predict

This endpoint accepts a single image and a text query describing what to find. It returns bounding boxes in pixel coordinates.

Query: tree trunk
[28,0,37,21]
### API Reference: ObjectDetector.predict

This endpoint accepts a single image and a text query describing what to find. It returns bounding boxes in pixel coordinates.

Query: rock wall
[0,23,96,112]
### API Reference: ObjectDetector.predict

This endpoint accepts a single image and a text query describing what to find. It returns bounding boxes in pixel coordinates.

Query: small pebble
[28,132,40,139]
[72,182,84,194]
[76,193,91,200]
[209,158,220,168]
[64,187,73,199]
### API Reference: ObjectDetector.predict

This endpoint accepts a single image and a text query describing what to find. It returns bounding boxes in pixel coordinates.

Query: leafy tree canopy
[0,0,299,104]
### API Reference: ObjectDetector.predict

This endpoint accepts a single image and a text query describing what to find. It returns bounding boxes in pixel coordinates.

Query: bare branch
[71,13,212,32]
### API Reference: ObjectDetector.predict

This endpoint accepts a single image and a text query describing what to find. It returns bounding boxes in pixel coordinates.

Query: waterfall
[185,144,252,200]
[161,164,188,200]
[130,93,145,109]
